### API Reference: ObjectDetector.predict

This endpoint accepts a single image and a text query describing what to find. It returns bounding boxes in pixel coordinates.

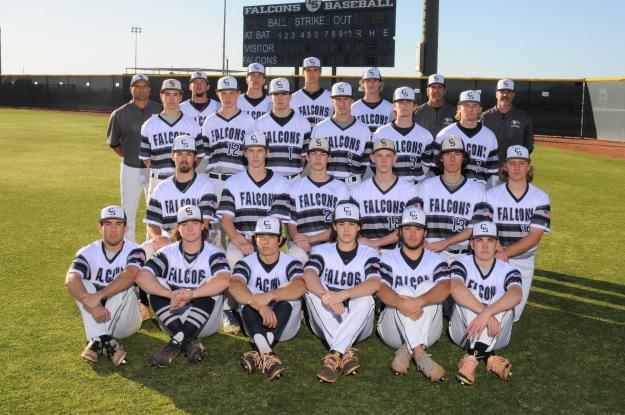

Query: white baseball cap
[393,86,416,102]
[172,134,196,152]
[334,203,360,223]
[160,79,182,92]
[216,76,238,91]
[331,82,353,98]
[247,63,266,75]
[399,207,426,228]
[506,145,530,161]
[428,74,445,86]
[308,137,330,154]
[440,135,465,153]
[189,71,208,82]
[497,79,515,91]
[177,205,202,223]
[372,138,396,154]
[131,74,150,86]
[243,131,267,149]
[254,216,281,236]
[303,56,321,69]
[269,78,290,94]
[471,221,498,239]
[99,205,127,224]
[459,90,480,103]
[362,67,382,80]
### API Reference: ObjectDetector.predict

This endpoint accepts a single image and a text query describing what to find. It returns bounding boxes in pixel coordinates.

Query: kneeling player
[303,203,382,383]
[448,222,522,384]
[65,206,146,366]
[136,205,231,367]
[377,207,449,382]
[228,217,305,380]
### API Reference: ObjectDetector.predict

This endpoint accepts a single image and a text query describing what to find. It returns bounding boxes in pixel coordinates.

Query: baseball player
[65,206,146,366]
[290,56,334,128]
[255,77,311,179]
[350,138,422,252]
[107,74,162,243]
[485,145,551,321]
[373,86,434,184]
[311,82,372,188]
[179,71,220,127]
[351,67,394,134]
[376,207,450,382]
[303,203,382,383]
[449,221,522,384]
[229,217,306,380]
[286,137,350,264]
[414,74,456,138]
[482,79,535,165]
[136,205,231,367]
[237,63,272,120]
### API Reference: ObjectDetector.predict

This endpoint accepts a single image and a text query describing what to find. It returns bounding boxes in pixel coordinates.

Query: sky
[0,0,623,79]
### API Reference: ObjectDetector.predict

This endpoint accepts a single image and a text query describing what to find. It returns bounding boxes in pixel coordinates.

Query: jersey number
[452,217,467,232]
[323,209,333,222]
[409,156,418,170]
[347,152,353,166]
[387,216,401,230]
[227,142,241,157]
[520,224,530,234]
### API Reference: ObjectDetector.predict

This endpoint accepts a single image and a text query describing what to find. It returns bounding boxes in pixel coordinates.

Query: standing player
[255,77,311,179]
[303,203,382,383]
[414,74,456,138]
[179,71,220,127]
[237,63,272,120]
[449,221,522,384]
[373,86,434,184]
[376,207,449,382]
[107,74,162,242]
[486,145,550,321]
[312,82,372,188]
[351,67,394,134]
[290,56,334,128]
[65,206,146,366]
[229,217,306,380]
[136,205,231,367]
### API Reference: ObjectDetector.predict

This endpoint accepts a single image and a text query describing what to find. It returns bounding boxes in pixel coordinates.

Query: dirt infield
[536,136,625,161]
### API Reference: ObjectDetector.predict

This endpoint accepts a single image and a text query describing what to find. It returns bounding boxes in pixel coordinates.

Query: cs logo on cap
[409,210,420,220]
[250,135,258,143]
[343,206,352,215]
[181,138,189,146]
[224,79,230,86]
[480,223,489,233]
[315,139,322,146]
[185,206,194,216]
[263,219,272,230]
[401,89,409,97]
[467,92,474,100]
[168,80,176,87]
[308,58,316,65]
[514,147,523,156]
[108,207,116,215]
[434,75,442,82]
[276,80,283,88]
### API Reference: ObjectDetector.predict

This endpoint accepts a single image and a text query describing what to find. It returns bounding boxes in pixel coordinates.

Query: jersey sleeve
[432,260,451,283]
[269,180,292,220]
[305,248,325,276]
[362,137,373,169]
[144,196,164,226]
[193,124,206,159]
[379,259,394,287]
[485,138,499,176]
[107,111,121,147]
[423,135,442,168]
[530,193,551,232]
[449,260,467,282]
[144,251,169,279]
[139,123,151,161]
[232,260,251,283]
[421,133,435,167]
[199,189,219,224]
[287,193,298,225]
[68,252,90,278]
[125,248,147,269]
[504,268,522,291]
[363,255,381,280]
[209,251,231,276]
[301,120,313,155]
[217,185,236,218]
[286,259,304,281]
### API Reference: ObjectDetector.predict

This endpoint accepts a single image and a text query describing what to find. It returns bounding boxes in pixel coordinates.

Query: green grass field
[1,108,624,414]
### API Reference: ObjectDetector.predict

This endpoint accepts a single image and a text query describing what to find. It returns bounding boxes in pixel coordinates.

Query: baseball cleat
[486,355,512,380]
[391,344,411,375]
[262,353,285,381]
[104,339,127,367]
[456,353,479,385]
[150,339,182,367]
[414,353,445,382]
[241,351,263,374]
[184,339,205,364]
[316,352,341,383]
[341,348,360,376]
[81,340,102,363]
[222,310,241,334]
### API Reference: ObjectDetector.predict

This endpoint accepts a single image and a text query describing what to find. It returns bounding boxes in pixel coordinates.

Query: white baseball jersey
[305,243,381,292]
[201,111,256,174]
[143,241,230,289]
[351,99,394,134]
[373,122,434,182]
[237,94,272,120]
[144,173,218,231]
[450,254,522,306]
[179,99,220,127]
[232,252,303,294]
[69,240,146,290]
[486,183,551,259]
[290,88,334,128]
[379,248,450,294]
[288,176,350,236]
[139,114,204,175]
[255,111,312,176]
[311,117,372,179]
[350,177,422,249]
[217,170,290,237]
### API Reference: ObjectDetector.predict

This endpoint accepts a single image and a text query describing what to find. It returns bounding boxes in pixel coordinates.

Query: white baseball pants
[448,304,514,353]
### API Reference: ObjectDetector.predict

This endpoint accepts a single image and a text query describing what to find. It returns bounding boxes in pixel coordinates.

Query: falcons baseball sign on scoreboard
[243,0,396,67]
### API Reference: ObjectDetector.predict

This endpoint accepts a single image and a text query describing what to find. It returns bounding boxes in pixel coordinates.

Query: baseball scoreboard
[243,0,396,67]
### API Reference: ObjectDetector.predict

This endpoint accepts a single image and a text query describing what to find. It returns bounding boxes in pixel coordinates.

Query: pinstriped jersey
[379,248,450,294]
[217,170,291,237]
[290,88,334,128]
[305,243,381,291]
[143,241,230,289]
[179,99,220,127]
[201,111,256,174]
[450,255,522,306]
[311,117,372,179]
[232,252,303,294]
[288,176,350,236]
[351,99,394,133]
[139,114,204,175]
[69,240,146,290]
[144,174,218,232]
[237,94,272,120]
[486,183,551,259]
[255,111,312,176]
[373,122,434,182]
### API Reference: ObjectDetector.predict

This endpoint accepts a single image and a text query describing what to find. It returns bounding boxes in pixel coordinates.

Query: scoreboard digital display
[243,0,396,67]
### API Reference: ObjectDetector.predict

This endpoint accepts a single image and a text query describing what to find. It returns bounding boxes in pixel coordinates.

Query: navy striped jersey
[372,122,434,182]
[144,174,218,233]
[486,183,551,259]
[217,170,290,237]
[232,252,303,294]
[69,240,146,290]
[237,94,272,120]
[379,248,450,294]
[179,99,220,127]
[417,176,488,253]
[143,241,230,289]
[311,117,372,179]
[255,111,311,176]
[305,243,381,291]
[201,110,256,174]
[351,98,394,133]
[139,113,204,175]
[290,88,334,128]
[350,177,422,250]
[288,176,350,236]
[450,254,522,306]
